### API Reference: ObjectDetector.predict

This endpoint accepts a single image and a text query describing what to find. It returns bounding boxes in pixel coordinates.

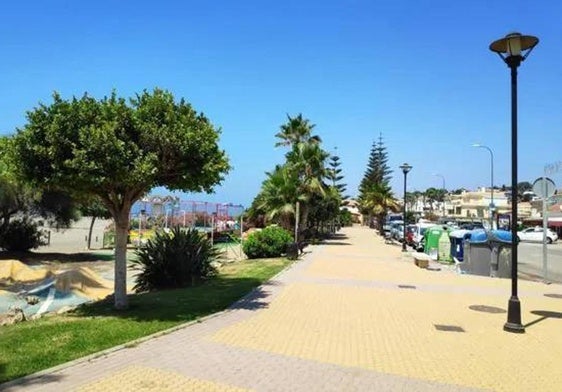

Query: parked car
[517,227,558,244]
[390,221,404,242]
[410,222,436,251]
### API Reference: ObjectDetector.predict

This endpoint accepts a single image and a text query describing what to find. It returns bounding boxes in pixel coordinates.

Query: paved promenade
[4,226,562,391]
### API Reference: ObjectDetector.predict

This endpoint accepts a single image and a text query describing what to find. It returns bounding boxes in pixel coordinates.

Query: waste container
[464,230,492,276]
[489,230,512,278]
[424,226,443,260]
[425,226,453,261]
[449,229,471,262]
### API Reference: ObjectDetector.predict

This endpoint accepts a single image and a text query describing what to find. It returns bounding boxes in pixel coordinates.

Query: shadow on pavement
[228,285,272,311]
[322,241,352,246]
[0,251,114,264]
[0,371,64,391]
[524,310,562,329]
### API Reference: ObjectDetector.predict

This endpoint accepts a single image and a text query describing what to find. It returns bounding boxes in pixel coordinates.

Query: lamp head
[490,32,538,65]
[399,163,412,174]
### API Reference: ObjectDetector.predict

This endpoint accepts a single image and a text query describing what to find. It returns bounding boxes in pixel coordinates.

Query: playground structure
[131,196,244,231]
[114,197,247,261]
[0,259,115,319]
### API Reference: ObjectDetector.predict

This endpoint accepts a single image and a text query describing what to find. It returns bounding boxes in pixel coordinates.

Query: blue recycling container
[469,229,488,243]
[449,229,472,261]
[489,229,513,243]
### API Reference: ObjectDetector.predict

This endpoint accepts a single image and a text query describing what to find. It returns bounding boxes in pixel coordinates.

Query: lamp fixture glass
[399,163,412,174]
[489,32,538,61]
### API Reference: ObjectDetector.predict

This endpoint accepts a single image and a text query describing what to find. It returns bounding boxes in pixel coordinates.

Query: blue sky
[1,0,561,207]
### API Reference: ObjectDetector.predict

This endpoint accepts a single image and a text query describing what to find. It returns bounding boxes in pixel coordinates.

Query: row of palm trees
[405,188,448,212]
[358,185,449,230]
[247,115,342,238]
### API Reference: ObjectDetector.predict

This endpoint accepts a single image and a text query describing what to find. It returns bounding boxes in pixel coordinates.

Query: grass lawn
[0,257,291,384]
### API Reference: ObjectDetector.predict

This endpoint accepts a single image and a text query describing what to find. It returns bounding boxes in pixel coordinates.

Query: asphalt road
[518,241,562,283]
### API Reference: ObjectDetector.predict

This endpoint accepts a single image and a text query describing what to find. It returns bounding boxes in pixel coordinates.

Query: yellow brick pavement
[211,227,562,392]
[77,366,251,392]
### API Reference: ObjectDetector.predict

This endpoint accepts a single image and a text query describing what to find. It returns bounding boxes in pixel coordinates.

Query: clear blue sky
[1,0,561,207]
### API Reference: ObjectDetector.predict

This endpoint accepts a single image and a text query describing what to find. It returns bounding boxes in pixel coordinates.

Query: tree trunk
[113,209,130,310]
[299,203,310,236]
[87,216,96,250]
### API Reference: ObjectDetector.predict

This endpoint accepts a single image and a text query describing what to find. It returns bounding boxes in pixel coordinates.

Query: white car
[517,227,558,244]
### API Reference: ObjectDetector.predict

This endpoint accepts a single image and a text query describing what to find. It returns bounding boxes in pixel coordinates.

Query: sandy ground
[39,218,113,253]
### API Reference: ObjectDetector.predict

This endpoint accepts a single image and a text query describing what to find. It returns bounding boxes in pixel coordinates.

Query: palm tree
[254,165,302,231]
[286,142,329,235]
[359,183,399,232]
[275,114,322,147]
[425,187,440,211]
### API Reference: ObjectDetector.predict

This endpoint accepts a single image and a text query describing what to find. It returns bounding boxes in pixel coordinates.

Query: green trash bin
[424,226,443,260]
[438,230,452,262]
[424,226,453,261]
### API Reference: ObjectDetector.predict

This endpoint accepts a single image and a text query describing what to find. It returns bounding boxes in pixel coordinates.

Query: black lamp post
[490,32,538,333]
[399,163,412,252]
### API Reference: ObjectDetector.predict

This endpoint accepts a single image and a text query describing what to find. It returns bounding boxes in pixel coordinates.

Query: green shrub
[0,218,46,252]
[242,225,293,259]
[130,227,220,292]
[339,209,353,226]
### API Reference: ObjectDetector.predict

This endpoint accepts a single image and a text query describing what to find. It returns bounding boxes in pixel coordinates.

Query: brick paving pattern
[3,226,562,391]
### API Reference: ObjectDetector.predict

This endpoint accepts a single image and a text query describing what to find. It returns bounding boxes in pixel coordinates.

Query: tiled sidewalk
[3,227,562,391]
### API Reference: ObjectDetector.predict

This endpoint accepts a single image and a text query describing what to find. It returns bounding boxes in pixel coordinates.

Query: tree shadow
[524,310,562,329]
[321,241,352,246]
[228,285,271,311]
[0,372,63,392]
[71,276,273,323]
[0,251,114,264]
[0,364,64,390]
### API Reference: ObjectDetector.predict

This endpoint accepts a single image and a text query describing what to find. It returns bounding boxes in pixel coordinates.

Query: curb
[0,255,301,390]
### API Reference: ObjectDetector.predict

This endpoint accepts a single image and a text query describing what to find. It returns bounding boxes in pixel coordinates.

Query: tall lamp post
[433,173,446,218]
[399,163,412,252]
[472,143,495,229]
[490,32,539,333]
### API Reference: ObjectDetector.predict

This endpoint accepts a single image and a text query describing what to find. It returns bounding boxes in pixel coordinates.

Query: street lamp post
[490,31,539,334]
[399,163,413,252]
[180,210,187,227]
[433,173,446,218]
[211,212,217,246]
[472,143,495,229]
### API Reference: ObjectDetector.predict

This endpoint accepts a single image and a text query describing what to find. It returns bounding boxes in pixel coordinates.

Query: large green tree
[0,137,79,233]
[359,182,399,232]
[249,114,335,239]
[358,133,394,226]
[274,113,321,147]
[327,151,348,200]
[9,89,230,309]
[281,120,328,237]
[251,165,303,231]
[358,133,392,197]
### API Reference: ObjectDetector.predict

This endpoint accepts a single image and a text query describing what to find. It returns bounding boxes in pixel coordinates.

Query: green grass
[0,257,290,384]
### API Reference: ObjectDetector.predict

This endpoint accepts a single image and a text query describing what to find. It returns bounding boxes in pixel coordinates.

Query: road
[518,241,562,283]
